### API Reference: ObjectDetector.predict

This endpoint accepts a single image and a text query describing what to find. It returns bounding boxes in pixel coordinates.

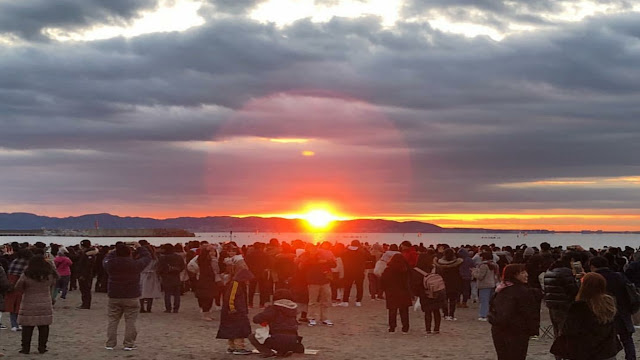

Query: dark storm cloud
[2,11,640,213]
[0,0,159,41]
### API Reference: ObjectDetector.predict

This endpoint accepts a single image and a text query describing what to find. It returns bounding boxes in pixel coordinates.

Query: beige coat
[15,274,55,326]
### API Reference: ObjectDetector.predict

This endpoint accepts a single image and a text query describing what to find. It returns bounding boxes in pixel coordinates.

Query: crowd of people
[0,237,639,358]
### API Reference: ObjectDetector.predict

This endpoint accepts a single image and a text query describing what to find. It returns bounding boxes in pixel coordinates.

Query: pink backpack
[414,267,446,299]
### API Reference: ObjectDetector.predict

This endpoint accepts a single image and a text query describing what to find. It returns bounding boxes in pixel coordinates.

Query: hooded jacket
[253,299,299,335]
[436,257,463,294]
[457,249,474,281]
[543,265,579,309]
[342,246,370,279]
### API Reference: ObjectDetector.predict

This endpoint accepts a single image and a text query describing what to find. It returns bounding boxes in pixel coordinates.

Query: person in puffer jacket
[249,288,304,357]
[543,252,579,341]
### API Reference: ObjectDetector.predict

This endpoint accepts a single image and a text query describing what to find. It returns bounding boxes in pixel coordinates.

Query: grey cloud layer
[0,0,159,41]
[2,11,640,213]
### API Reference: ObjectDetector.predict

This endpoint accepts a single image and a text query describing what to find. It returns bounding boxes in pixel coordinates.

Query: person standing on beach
[298,244,336,327]
[475,251,498,321]
[381,253,412,333]
[15,254,58,354]
[103,243,151,351]
[542,252,579,342]
[187,244,221,320]
[217,254,254,355]
[139,244,162,313]
[76,239,98,310]
[5,248,32,331]
[410,252,445,335]
[489,264,540,360]
[436,248,463,321]
[0,262,11,356]
[157,244,185,313]
[341,240,370,307]
[591,256,636,360]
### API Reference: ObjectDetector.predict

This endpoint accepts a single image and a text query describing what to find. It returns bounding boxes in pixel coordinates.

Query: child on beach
[381,253,412,333]
[216,249,255,355]
[249,288,304,357]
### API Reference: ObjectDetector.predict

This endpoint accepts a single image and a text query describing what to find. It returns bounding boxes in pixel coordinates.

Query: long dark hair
[387,253,408,272]
[198,245,214,277]
[24,255,56,282]
[416,252,434,273]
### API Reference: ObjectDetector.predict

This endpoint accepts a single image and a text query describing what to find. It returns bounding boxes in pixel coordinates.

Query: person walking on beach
[15,254,58,354]
[591,256,636,360]
[76,239,98,309]
[0,262,11,356]
[187,244,221,320]
[157,244,185,313]
[489,264,540,360]
[53,248,72,301]
[381,253,412,333]
[103,242,151,351]
[550,272,622,360]
[410,252,445,335]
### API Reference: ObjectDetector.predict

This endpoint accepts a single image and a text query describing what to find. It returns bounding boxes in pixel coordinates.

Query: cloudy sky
[2,0,640,230]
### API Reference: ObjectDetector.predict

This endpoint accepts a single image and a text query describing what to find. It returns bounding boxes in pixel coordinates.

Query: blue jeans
[55,275,71,300]
[10,312,19,328]
[478,288,495,318]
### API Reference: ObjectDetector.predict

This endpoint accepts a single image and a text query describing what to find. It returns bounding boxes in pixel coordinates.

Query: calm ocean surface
[1,232,639,249]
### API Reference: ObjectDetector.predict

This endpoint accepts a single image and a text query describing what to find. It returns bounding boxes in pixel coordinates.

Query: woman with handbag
[550,272,622,360]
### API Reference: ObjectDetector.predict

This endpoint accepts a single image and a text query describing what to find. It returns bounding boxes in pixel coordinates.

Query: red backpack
[414,267,446,299]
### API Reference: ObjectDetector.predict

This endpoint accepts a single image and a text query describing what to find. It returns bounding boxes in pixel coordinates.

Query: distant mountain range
[0,212,561,234]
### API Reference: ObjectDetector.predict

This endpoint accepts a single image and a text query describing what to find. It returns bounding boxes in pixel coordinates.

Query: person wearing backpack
[436,248,463,321]
[474,251,499,321]
[410,252,445,335]
[380,254,412,333]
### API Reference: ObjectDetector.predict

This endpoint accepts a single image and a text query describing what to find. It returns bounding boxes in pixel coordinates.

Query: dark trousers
[368,273,383,299]
[443,292,458,317]
[424,308,441,332]
[342,276,364,302]
[248,273,273,306]
[22,325,49,353]
[460,280,471,303]
[249,334,272,356]
[618,326,636,360]
[388,306,409,332]
[164,285,181,312]
[198,296,214,312]
[78,277,93,308]
[492,327,530,360]
[330,276,342,301]
[55,275,70,300]
[549,307,568,338]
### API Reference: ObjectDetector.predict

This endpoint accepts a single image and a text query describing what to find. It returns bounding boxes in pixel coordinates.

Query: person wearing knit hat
[523,247,535,258]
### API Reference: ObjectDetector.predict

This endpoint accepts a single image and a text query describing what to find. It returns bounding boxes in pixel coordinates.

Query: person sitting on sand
[249,288,304,358]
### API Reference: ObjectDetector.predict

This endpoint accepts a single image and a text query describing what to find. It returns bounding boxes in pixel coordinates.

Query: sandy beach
[1,287,635,360]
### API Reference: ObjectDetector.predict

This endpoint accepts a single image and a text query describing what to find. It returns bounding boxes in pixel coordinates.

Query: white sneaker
[339,302,349,307]
[105,347,114,350]
[322,320,334,326]
[11,327,19,332]
[308,319,317,327]
[123,346,137,351]
[355,302,362,307]
[443,316,450,321]
[478,317,488,321]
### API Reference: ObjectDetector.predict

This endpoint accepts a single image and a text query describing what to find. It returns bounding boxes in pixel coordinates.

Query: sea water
[1,232,639,250]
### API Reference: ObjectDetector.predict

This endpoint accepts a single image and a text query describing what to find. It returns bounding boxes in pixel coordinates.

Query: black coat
[436,258,463,295]
[409,267,444,312]
[380,267,412,310]
[550,301,622,360]
[157,253,185,288]
[624,261,640,287]
[217,269,254,340]
[342,247,370,279]
[543,266,579,309]
[594,268,635,333]
[489,282,540,336]
[253,299,299,335]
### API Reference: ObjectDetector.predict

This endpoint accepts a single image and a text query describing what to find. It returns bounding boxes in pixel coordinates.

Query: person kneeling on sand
[249,289,305,358]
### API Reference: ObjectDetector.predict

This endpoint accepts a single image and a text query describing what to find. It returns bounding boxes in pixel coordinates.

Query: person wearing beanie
[249,289,304,357]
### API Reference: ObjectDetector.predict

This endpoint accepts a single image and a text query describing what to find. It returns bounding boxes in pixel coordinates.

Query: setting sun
[303,209,337,230]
